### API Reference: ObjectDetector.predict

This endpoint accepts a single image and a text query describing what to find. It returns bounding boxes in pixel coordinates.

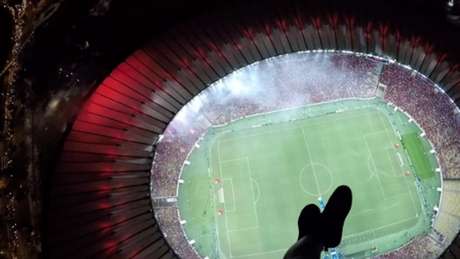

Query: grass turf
[178,99,438,259]
[402,133,435,179]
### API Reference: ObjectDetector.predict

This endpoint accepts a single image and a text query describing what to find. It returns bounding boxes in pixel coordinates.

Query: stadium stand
[440,190,460,218]
[378,235,443,259]
[430,180,460,252]
[154,208,201,259]
[381,64,460,179]
[435,213,460,245]
[47,13,460,258]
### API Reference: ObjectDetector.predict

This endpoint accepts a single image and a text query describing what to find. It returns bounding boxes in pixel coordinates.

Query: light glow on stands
[434,84,446,95]
[189,94,206,113]
[402,64,413,71]
[157,134,164,143]
[226,72,248,96]
[166,197,177,203]
[175,105,194,124]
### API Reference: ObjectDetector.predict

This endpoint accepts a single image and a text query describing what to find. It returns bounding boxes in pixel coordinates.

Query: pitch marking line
[383,191,415,201]
[211,188,228,259]
[383,148,402,178]
[210,107,421,258]
[221,157,248,164]
[300,128,321,196]
[223,178,236,213]
[245,157,260,227]
[227,226,259,233]
[362,129,392,142]
[250,178,261,204]
[230,248,287,258]
[378,115,419,215]
[219,127,298,144]
[218,109,376,144]
[344,216,417,239]
[348,201,400,219]
[363,136,386,199]
[369,113,419,219]
[220,152,280,165]
[364,153,378,184]
[216,136,260,257]
[208,140,226,258]
[216,139,234,258]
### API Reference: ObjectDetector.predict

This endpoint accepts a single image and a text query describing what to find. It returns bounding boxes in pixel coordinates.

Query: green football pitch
[178,99,440,259]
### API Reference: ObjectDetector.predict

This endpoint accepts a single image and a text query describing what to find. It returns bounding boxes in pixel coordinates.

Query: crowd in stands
[381,64,460,178]
[155,208,201,259]
[151,114,210,197]
[378,235,442,259]
[151,52,460,258]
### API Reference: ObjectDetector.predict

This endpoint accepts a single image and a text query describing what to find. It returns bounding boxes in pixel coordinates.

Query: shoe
[284,204,322,259]
[297,204,321,240]
[320,185,353,248]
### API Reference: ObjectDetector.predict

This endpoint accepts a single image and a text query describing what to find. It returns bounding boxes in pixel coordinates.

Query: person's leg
[284,185,352,259]
[297,204,322,240]
[320,185,353,248]
[283,235,323,259]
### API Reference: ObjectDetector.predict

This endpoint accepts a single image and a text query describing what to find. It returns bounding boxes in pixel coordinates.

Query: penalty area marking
[364,135,386,199]
[216,140,235,258]
[250,177,261,204]
[222,178,236,212]
[245,157,260,228]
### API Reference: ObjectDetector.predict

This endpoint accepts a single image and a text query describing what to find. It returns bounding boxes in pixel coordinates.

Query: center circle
[299,162,334,197]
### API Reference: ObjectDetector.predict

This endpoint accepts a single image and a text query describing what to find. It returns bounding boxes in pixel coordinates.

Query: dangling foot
[320,185,352,248]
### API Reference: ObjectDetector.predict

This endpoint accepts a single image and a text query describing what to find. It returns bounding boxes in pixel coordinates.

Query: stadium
[149,40,455,258]
[1,0,460,258]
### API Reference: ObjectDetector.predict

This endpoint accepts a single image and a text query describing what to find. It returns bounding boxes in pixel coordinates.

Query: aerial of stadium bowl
[172,54,445,258]
[1,0,460,258]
